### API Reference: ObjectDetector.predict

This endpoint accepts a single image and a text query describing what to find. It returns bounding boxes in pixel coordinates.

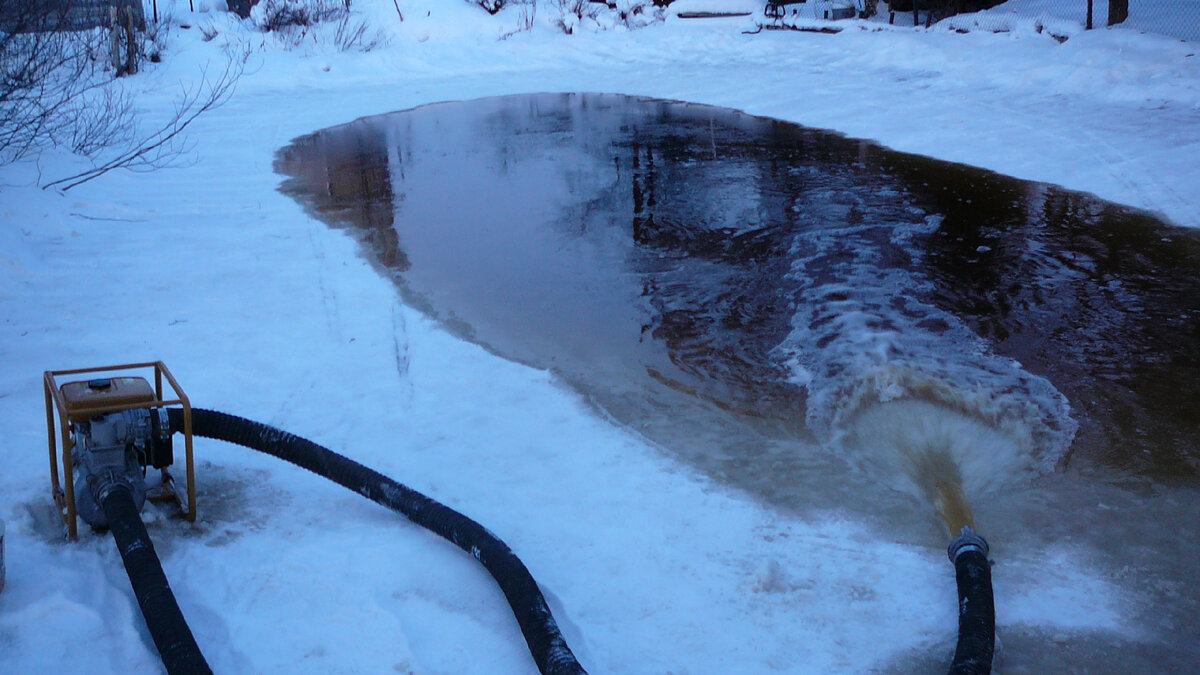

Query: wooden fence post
[109,6,123,73]
[124,6,138,75]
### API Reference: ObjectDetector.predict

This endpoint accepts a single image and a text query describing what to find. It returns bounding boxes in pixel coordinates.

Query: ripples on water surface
[277,93,1200,670]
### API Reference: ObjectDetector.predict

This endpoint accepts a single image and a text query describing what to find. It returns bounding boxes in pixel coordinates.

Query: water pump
[44,362,197,538]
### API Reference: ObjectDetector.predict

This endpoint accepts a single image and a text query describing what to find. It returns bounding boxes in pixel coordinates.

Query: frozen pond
[276,93,1200,671]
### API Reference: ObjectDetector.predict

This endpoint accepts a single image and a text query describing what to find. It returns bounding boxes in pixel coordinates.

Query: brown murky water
[276,93,1200,672]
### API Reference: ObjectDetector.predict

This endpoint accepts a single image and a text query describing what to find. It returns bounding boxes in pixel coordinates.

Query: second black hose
[168,407,585,675]
[101,484,212,675]
[947,528,995,675]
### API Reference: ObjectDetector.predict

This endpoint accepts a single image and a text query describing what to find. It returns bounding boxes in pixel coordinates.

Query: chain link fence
[889,0,1200,41]
[1,0,145,32]
[985,0,1200,41]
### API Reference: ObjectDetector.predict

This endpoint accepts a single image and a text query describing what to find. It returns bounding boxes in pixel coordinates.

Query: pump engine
[68,383,174,527]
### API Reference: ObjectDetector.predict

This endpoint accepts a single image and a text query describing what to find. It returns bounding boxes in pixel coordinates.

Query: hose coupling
[947,526,989,564]
[91,468,136,504]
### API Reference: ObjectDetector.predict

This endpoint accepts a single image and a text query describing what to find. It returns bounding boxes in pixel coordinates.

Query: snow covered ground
[2,0,1198,672]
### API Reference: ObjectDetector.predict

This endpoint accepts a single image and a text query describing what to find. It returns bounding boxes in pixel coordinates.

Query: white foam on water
[774,190,1078,497]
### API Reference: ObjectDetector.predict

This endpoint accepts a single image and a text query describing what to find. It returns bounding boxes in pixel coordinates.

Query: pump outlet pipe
[946,527,994,675]
[99,482,212,675]
[168,408,586,675]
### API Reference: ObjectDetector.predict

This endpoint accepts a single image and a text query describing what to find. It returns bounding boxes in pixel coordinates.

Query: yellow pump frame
[44,361,196,539]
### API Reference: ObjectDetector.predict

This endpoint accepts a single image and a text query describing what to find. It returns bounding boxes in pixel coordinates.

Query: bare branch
[1,0,129,163]
[42,57,242,191]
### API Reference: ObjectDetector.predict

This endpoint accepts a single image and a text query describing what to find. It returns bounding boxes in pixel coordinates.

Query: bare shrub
[499,0,537,39]
[333,13,387,52]
[65,84,136,156]
[43,57,243,190]
[472,0,508,16]
[256,0,383,51]
[199,21,220,41]
[257,0,341,32]
[138,5,176,63]
[2,1,242,186]
[614,0,658,29]
[551,0,600,33]
[1,1,129,162]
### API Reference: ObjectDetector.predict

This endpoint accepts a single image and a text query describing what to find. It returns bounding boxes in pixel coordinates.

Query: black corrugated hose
[947,527,995,675]
[168,407,586,675]
[100,484,212,675]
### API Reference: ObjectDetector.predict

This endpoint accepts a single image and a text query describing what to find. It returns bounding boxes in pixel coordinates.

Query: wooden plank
[677,10,753,17]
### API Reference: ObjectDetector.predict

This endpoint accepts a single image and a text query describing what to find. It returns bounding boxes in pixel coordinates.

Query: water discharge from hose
[932,475,975,540]
[837,397,1047,535]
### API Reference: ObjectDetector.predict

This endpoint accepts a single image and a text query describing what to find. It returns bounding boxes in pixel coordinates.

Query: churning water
[277,94,1200,670]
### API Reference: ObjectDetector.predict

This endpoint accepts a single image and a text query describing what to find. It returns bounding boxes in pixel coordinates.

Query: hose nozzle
[947,526,990,564]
